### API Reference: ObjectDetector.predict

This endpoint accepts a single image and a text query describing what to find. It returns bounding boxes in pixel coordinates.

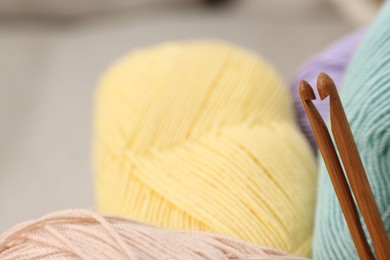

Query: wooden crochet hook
[300,73,390,259]
[299,80,374,260]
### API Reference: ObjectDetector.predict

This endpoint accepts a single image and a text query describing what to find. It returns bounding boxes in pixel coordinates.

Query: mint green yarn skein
[313,1,390,259]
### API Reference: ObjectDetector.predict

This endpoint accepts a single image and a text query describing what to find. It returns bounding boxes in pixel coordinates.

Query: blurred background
[0,0,380,232]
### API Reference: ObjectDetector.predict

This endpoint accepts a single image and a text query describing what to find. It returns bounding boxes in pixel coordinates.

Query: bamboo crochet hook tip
[299,80,316,101]
[317,72,337,100]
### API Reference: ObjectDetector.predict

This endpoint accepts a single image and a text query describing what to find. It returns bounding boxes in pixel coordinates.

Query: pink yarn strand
[0,209,307,259]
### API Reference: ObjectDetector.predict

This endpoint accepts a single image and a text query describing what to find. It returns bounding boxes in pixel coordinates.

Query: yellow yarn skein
[93,41,317,257]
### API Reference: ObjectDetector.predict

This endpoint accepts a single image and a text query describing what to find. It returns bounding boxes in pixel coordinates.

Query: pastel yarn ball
[313,2,390,259]
[93,41,317,256]
[291,29,364,151]
[0,209,307,260]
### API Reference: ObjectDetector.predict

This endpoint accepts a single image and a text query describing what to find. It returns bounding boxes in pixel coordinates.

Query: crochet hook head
[317,72,338,100]
[299,80,316,101]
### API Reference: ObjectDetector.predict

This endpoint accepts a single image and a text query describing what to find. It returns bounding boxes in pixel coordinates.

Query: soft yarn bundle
[313,2,390,259]
[0,209,307,260]
[291,29,364,151]
[94,41,317,256]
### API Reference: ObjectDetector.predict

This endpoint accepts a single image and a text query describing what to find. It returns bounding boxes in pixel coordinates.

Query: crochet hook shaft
[299,80,374,260]
[317,73,390,260]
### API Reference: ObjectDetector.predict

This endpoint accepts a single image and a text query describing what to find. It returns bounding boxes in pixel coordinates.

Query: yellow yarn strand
[93,41,317,256]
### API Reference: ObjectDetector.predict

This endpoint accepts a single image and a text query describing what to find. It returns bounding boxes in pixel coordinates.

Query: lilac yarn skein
[291,30,364,151]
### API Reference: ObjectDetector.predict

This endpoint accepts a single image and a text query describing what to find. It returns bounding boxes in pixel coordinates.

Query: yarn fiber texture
[313,2,390,259]
[291,29,364,151]
[0,209,308,260]
[94,41,317,256]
